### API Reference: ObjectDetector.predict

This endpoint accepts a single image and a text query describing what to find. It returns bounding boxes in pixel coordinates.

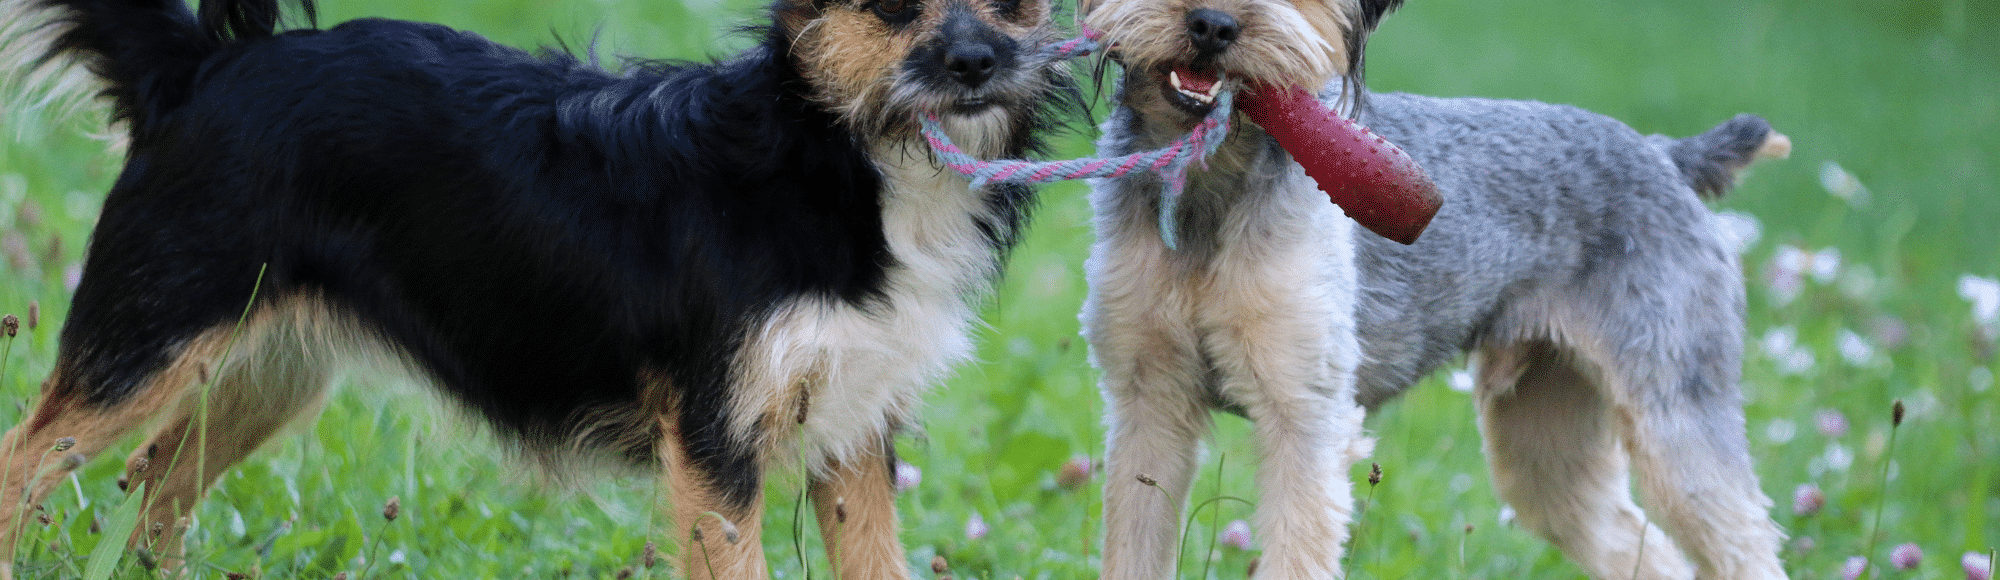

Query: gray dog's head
[1082,0,1400,123]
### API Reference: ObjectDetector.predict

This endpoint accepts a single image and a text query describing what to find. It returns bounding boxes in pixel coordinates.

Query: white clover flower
[1764,418,1797,444]
[1963,551,1993,580]
[1762,326,1798,358]
[1218,519,1252,550]
[894,461,922,494]
[1713,211,1762,255]
[1765,246,1808,305]
[1959,275,2000,324]
[1837,329,1875,366]
[1822,443,1853,472]
[1820,161,1870,206]
[1448,369,1474,393]
[1791,483,1824,516]
[1892,543,1923,571]
[1762,326,1817,375]
[1773,245,1809,276]
[1842,556,1870,580]
[1808,247,1842,284]
[964,511,988,540]
[1815,409,1849,438]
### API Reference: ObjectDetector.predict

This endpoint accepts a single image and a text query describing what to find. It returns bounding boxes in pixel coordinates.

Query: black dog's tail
[1655,113,1792,199]
[1,0,314,127]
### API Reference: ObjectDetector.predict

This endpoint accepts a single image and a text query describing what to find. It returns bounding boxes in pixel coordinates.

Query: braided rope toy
[917,31,1237,249]
[918,91,1232,192]
[922,27,1446,247]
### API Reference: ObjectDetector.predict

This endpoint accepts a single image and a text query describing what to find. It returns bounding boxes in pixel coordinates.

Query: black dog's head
[772,0,1069,152]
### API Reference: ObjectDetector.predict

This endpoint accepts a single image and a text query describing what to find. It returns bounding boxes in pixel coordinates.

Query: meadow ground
[1,0,1994,577]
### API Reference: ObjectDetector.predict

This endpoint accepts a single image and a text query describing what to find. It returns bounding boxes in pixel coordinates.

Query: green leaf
[82,482,145,580]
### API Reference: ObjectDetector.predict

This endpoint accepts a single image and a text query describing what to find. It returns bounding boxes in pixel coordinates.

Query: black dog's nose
[1185,9,1239,57]
[945,42,998,87]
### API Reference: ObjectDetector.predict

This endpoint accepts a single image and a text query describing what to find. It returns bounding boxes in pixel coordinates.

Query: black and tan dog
[0,0,1068,576]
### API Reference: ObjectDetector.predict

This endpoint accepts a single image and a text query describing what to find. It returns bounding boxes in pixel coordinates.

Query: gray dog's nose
[1185,9,1240,57]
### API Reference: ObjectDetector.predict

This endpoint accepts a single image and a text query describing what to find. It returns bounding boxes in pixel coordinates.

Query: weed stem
[1857,398,1905,580]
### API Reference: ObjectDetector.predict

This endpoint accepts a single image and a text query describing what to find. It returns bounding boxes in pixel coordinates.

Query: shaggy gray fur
[1086,84,1791,580]
[1348,93,1757,409]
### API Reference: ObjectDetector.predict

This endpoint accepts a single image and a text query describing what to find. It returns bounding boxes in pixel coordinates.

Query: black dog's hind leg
[0,327,225,574]
[115,298,347,569]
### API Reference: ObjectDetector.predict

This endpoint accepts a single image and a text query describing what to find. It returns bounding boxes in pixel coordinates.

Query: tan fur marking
[794,7,920,127]
[1,295,407,575]
[0,325,229,572]
[126,296,409,566]
[808,436,910,580]
[658,412,768,580]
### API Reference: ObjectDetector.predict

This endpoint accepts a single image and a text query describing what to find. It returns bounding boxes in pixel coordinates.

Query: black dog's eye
[992,0,1023,17]
[872,0,920,24]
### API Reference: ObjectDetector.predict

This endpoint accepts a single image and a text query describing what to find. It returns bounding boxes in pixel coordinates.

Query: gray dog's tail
[1654,114,1791,199]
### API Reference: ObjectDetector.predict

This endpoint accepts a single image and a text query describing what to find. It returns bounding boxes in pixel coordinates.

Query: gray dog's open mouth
[1156,64,1224,115]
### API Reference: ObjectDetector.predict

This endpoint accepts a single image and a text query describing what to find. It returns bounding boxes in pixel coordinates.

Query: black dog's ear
[1344,0,1402,75]
[1341,0,1402,112]
[1355,0,1401,32]
[769,0,834,41]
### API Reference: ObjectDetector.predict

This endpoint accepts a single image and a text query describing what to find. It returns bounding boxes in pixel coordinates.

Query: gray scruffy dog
[1078,0,1794,577]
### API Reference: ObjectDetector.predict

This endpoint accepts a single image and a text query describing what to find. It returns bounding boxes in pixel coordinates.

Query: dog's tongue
[1236,82,1443,244]
[1172,65,1219,96]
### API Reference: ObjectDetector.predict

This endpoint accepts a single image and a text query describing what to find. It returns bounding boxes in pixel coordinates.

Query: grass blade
[82,481,146,580]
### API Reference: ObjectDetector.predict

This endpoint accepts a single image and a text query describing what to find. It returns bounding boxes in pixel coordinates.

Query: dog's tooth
[1170,70,1215,103]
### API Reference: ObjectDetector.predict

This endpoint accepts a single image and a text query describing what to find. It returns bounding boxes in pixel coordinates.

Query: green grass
[3,0,1995,577]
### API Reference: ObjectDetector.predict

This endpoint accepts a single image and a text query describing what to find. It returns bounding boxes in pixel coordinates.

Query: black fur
[1340,0,1402,114]
[27,0,1054,510]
